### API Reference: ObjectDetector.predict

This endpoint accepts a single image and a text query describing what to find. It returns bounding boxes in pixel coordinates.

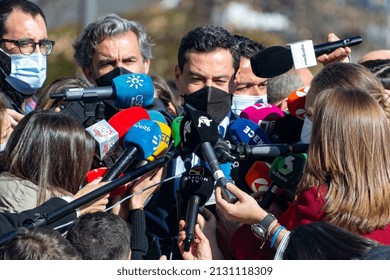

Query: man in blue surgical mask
[0,0,53,115]
[0,0,54,150]
[231,35,268,117]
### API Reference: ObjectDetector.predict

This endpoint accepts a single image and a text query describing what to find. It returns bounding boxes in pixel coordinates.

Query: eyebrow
[188,70,230,80]
[97,55,138,65]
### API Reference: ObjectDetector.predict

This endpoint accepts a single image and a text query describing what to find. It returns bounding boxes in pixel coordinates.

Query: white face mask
[0,48,47,96]
[300,116,312,144]
[231,94,268,116]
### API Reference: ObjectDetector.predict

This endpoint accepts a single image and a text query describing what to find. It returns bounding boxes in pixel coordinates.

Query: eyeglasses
[0,38,55,56]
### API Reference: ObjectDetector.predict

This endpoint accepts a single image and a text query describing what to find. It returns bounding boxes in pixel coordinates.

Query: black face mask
[183,86,232,124]
[95,67,133,86]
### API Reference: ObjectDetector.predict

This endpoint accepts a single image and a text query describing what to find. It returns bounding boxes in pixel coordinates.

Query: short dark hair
[0,0,47,37]
[360,59,390,90]
[283,222,379,260]
[234,34,265,59]
[177,25,240,73]
[0,227,81,260]
[66,212,131,260]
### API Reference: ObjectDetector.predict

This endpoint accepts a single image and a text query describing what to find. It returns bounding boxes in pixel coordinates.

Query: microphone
[251,35,363,78]
[240,103,284,137]
[228,118,271,191]
[178,166,214,251]
[86,120,170,195]
[145,110,171,161]
[0,150,180,247]
[50,73,155,109]
[314,35,362,56]
[213,138,236,163]
[85,167,127,197]
[234,143,309,159]
[85,119,123,168]
[272,114,304,144]
[245,161,273,193]
[259,153,307,209]
[180,110,237,203]
[148,110,168,125]
[146,121,171,161]
[228,118,270,145]
[171,116,183,148]
[102,119,161,181]
[107,107,150,145]
[287,86,309,120]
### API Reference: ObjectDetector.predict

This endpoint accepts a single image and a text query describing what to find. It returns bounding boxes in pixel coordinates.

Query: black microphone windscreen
[179,166,214,205]
[250,46,293,78]
[179,110,219,153]
[272,114,304,144]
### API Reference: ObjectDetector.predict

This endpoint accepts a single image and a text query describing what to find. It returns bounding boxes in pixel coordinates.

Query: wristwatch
[251,213,277,240]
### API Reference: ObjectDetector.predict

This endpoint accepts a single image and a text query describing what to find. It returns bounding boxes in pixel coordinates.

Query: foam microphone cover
[240,103,284,137]
[268,153,307,189]
[273,114,304,144]
[171,116,183,148]
[228,118,270,145]
[179,110,219,154]
[250,46,293,78]
[112,73,155,109]
[123,119,161,160]
[245,161,273,193]
[287,86,309,120]
[146,121,171,161]
[108,107,150,144]
[85,167,127,198]
[148,110,168,124]
[179,166,214,204]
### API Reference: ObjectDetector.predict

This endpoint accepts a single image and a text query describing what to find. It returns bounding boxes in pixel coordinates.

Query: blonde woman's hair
[298,87,390,234]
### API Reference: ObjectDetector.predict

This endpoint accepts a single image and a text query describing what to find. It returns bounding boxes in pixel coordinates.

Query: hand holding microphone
[178,220,212,260]
[316,33,354,64]
[250,35,362,78]
[178,166,214,252]
[215,182,268,225]
[128,167,164,210]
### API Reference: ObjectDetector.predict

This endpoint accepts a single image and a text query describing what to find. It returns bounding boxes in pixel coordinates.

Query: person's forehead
[236,58,266,82]
[185,49,234,72]
[92,32,141,57]
[4,10,47,38]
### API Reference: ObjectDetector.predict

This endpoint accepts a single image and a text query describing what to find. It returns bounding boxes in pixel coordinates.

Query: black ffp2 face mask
[95,67,133,86]
[183,86,232,124]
